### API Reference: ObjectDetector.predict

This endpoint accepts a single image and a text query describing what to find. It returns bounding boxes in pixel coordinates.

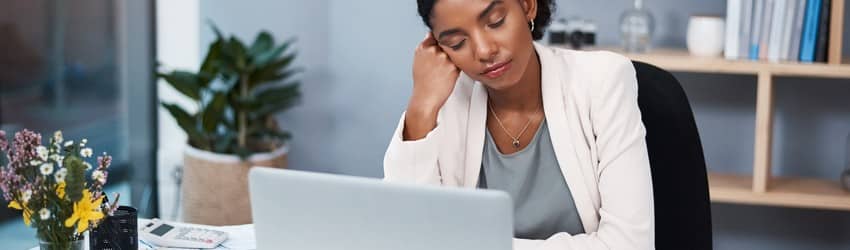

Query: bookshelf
[577,0,850,212]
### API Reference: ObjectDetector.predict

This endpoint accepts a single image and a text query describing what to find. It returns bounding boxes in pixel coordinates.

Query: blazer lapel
[463,81,488,188]
[535,43,598,232]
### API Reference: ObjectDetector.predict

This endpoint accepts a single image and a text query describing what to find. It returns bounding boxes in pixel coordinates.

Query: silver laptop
[248,168,513,250]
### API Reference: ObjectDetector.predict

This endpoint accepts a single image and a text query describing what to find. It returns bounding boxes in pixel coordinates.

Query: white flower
[53,131,64,143]
[39,208,51,220]
[29,160,42,167]
[39,163,54,176]
[92,170,106,184]
[81,148,93,158]
[36,146,48,161]
[55,168,67,183]
[22,190,32,203]
[81,139,88,146]
[84,162,93,170]
[63,140,74,147]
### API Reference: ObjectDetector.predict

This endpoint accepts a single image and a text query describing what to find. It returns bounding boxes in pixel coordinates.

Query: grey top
[478,120,585,240]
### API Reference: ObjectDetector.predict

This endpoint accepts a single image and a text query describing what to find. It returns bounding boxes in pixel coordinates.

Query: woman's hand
[403,32,460,140]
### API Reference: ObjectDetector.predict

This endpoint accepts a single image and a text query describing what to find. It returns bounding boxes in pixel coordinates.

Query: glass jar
[620,0,655,53]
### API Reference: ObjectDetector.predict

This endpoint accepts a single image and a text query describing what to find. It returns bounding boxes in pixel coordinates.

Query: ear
[520,0,538,21]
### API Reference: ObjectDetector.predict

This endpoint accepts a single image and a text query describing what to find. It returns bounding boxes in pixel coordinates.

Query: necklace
[487,100,541,149]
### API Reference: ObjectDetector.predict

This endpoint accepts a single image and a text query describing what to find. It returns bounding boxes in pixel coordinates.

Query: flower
[55,168,67,183]
[36,146,48,161]
[39,208,51,220]
[63,140,74,147]
[56,181,66,199]
[81,139,88,146]
[91,171,106,184]
[80,148,93,158]
[29,160,42,167]
[8,201,32,226]
[21,189,32,203]
[64,190,104,233]
[53,131,64,144]
[39,163,54,176]
[84,162,92,170]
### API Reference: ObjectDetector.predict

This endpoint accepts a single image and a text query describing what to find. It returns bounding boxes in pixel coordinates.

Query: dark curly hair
[416,0,555,40]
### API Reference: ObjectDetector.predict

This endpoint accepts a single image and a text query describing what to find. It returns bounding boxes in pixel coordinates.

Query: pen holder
[90,206,138,250]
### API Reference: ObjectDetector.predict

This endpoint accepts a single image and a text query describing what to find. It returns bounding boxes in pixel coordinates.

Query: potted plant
[0,130,118,250]
[158,25,300,225]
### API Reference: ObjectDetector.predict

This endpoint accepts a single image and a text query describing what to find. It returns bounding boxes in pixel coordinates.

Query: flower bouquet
[0,130,118,250]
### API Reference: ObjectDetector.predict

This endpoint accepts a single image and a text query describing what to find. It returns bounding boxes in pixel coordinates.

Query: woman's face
[429,0,537,90]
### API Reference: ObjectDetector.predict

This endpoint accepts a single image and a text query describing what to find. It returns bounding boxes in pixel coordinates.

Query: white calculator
[139,218,228,249]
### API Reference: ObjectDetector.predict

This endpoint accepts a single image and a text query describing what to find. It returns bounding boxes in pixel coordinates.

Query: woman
[384,0,654,249]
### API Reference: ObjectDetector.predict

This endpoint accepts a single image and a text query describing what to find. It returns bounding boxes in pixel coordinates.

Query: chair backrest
[632,61,713,250]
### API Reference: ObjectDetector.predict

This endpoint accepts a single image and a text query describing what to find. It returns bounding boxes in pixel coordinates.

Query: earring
[530,20,535,32]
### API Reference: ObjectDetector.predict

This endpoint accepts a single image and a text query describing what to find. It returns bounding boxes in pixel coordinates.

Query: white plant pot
[686,15,726,57]
[181,144,289,226]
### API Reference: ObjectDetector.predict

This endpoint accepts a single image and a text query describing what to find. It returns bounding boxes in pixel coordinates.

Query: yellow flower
[7,201,32,227]
[64,190,104,233]
[56,182,66,199]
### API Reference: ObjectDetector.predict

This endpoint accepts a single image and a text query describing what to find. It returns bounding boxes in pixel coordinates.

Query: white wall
[156,0,200,220]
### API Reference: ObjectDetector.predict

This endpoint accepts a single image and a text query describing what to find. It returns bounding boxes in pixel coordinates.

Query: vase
[620,0,655,53]
[686,15,726,57]
[39,238,84,250]
[181,144,289,225]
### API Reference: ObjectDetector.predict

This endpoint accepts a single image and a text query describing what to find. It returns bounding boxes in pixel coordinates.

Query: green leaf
[208,20,225,40]
[229,37,249,71]
[201,93,228,133]
[249,83,301,119]
[200,39,224,79]
[63,156,86,202]
[161,103,206,148]
[251,54,297,86]
[252,40,293,68]
[158,71,202,100]
[249,31,274,57]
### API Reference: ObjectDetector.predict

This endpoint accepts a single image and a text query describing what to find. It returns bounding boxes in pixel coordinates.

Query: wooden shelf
[604,48,850,79]
[710,172,850,211]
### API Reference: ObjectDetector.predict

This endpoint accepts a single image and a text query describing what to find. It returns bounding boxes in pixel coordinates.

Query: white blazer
[383,43,655,250]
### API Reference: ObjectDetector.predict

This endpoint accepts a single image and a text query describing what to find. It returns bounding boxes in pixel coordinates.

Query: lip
[480,60,512,79]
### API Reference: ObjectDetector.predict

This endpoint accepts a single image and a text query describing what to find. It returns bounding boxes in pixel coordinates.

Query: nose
[472,33,498,63]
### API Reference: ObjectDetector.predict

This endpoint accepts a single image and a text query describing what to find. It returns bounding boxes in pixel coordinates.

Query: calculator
[139,218,228,249]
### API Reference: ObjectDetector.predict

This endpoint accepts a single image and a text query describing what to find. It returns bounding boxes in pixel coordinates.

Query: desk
[30,219,257,250]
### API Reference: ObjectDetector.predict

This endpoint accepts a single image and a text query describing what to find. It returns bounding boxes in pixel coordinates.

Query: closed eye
[450,39,466,51]
[488,17,505,28]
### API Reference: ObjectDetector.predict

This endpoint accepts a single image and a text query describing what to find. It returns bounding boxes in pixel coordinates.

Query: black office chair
[632,61,713,250]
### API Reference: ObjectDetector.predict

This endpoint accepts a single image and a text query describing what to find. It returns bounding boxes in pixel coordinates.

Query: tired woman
[384,0,654,249]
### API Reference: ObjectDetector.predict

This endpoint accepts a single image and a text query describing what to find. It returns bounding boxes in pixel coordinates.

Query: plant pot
[39,238,84,250]
[182,144,288,225]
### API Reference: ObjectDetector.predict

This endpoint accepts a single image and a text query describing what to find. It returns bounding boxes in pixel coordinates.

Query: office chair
[633,61,713,250]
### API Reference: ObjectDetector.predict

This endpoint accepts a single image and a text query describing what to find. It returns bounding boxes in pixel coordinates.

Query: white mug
[686,15,725,57]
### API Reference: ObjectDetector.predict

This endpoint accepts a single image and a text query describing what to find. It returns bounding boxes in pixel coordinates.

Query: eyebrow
[437,0,504,41]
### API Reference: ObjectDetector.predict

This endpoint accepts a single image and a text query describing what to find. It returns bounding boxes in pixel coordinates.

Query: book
[740,0,756,58]
[759,0,775,60]
[814,0,831,62]
[768,0,787,62]
[800,0,822,62]
[726,0,744,59]
[779,0,798,61]
[751,0,766,59]
[788,0,808,61]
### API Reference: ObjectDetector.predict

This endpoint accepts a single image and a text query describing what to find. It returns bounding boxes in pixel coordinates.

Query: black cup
[90,206,138,250]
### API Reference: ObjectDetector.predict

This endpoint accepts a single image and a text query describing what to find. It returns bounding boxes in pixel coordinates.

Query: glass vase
[38,238,84,250]
[620,0,655,53]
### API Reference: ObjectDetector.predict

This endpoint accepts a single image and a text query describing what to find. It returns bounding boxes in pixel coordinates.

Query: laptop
[248,167,513,250]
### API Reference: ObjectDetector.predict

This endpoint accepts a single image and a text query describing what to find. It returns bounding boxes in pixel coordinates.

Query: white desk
[30,219,257,250]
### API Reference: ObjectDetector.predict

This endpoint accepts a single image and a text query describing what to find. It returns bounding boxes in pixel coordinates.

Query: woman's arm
[513,54,655,250]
